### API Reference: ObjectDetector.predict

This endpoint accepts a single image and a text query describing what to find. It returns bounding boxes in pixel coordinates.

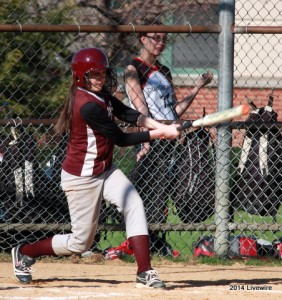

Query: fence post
[214,0,235,257]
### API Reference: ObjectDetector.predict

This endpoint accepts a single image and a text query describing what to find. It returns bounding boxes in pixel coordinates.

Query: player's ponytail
[55,83,77,134]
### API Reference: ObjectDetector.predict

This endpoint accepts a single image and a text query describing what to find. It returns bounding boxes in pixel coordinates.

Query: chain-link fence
[0,0,281,258]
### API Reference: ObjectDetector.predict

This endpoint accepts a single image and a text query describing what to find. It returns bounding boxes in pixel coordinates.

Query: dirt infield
[1,257,282,300]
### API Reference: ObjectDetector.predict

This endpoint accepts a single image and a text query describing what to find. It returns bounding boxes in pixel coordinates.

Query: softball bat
[177,104,250,131]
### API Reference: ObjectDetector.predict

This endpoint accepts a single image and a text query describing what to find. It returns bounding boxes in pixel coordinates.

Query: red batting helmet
[71,47,117,92]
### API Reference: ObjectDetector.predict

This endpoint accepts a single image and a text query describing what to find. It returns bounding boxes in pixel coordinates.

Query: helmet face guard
[71,47,117,93]
[103,67,117,94]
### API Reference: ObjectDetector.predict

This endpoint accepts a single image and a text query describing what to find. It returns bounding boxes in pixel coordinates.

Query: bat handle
[177,120,193,131]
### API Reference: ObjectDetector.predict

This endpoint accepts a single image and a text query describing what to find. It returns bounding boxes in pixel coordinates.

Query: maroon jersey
[62,87,150,176]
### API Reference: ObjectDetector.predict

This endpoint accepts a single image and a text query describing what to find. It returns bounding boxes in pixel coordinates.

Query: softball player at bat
[11,47,181,289]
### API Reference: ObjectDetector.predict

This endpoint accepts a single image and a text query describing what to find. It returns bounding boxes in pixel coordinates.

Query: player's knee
[69,240,92,254]
[123,197,144,217]
[76,245,90,254]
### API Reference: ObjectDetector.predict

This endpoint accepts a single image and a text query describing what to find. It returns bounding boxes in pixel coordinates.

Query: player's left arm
[110,96,165,130]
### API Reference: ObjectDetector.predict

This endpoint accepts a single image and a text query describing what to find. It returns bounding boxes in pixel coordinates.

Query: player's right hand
[160,124,181,140]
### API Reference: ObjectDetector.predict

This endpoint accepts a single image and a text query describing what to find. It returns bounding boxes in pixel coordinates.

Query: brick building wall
[115,86,282,148]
